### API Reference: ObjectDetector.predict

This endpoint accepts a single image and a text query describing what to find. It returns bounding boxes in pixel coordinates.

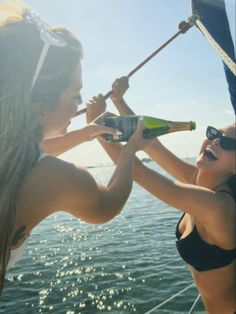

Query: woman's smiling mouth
[203,147,218,161]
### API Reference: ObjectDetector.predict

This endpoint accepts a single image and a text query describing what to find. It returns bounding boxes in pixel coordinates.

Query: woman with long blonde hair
[0,0,149,292]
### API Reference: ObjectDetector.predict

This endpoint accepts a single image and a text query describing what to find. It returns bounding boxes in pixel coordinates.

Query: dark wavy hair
[228,175,236,201]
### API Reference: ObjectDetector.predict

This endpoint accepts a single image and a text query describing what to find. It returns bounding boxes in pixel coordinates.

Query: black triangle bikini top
[175,190,236,272]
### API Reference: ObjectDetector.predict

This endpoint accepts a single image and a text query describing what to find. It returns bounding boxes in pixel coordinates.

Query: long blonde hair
[0,20,82,291]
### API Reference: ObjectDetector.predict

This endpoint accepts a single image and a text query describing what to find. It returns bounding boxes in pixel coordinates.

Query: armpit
[12,225,27,246]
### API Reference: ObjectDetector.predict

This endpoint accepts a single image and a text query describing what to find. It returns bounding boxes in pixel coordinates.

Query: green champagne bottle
[103,115,196,142]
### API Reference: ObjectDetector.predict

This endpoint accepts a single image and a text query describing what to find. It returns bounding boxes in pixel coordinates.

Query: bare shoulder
[29,156,98,200]
[209,189,236,246]
[16,156,103,231]
[34,156,95,191]
[214,188,236,224]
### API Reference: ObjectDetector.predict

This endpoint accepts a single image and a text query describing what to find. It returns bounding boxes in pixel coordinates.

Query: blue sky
[26,0,235,165]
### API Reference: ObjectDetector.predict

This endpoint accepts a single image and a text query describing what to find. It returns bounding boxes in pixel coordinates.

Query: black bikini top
[175,213,236,272]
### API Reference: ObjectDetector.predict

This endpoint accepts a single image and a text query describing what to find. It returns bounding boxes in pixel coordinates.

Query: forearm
[108,143,135,189]
[98,137,154,188]
[98,138,123,165]
[98,137,191,211]
[133,162,226,224]
[145,139,198,184]
[111,83,197,183]
[133,161,178,203]
[98,138,228,226]
[41,129,89,156]
[100,143,137,219]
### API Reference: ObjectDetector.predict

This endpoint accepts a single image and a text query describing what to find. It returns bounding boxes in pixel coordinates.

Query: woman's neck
[196,170,230,191]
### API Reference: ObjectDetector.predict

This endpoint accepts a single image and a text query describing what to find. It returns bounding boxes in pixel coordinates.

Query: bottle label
[103,116,138,142]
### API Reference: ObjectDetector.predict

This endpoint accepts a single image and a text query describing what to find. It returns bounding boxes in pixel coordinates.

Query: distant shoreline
[86,157,196,169]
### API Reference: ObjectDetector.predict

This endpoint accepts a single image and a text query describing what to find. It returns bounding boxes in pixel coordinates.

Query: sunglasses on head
[0,0,67,90]
[206,126,236,151]
[23,10,67,89]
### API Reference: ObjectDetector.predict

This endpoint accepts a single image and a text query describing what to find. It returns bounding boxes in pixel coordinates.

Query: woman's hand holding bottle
[82,94,118,141]
[86,94,106,124]
[126,117,155,153]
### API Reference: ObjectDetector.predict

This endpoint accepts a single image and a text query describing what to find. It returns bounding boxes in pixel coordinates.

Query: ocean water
[0,162,206,314]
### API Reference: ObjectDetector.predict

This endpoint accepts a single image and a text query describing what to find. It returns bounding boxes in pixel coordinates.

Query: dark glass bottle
[103,115,196,142]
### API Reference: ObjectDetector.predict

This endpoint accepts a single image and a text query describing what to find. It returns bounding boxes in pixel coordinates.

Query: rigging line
[75,17,194,117]
[194,17,236,76]
[144,282,196,314]
[188,294,201,314]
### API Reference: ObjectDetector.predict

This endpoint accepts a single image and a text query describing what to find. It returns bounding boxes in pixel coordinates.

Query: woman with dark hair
[0,1,148,291]
[88,76,236,314]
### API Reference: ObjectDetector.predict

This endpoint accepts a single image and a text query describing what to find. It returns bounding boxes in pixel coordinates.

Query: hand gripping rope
[75,16,194,117]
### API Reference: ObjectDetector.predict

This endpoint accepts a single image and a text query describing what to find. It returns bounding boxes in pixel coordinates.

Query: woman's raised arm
[110,76,198,184]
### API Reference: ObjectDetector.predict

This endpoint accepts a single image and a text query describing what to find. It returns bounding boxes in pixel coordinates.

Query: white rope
[188,294,201,314]
[194,18,236,76]
[144,282,195,314]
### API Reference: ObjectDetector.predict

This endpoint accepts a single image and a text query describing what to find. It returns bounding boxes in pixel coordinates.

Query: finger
[112,79,119,88]
[93,94,103,101]
[136,116,144,131]
[86,102,95,111]
[86,99,94,105]
[99,112,116,119]
[95,94,106,106]
[103,126,119,135]
[96,125,120,136]
[92,112,113,125]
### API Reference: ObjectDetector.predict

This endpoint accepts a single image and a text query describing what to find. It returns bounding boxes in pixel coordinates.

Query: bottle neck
[167,121,193,132]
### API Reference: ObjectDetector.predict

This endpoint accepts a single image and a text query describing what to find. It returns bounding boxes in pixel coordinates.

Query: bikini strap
[217,190,233,196]
[38,152,48,161]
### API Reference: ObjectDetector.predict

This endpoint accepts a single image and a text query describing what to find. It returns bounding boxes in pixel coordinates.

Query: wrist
[122,142,137,155]
[111,95,125,104]
[80,125,93,142]
[144,138,161,153]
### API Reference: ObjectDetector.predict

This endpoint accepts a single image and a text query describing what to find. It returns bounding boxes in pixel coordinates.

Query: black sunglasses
[206,126,236,151]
